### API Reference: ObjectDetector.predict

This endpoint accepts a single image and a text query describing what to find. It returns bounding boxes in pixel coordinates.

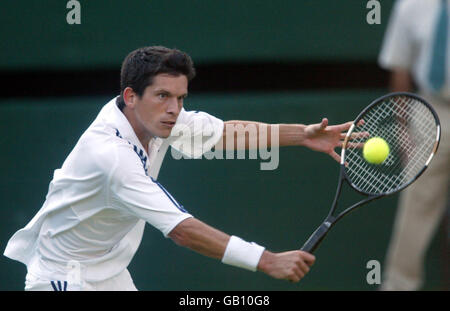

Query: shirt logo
[115,129,148,175]
[115,128,187,213]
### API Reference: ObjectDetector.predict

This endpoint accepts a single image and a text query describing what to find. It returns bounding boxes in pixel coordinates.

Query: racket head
[341,92,441,196]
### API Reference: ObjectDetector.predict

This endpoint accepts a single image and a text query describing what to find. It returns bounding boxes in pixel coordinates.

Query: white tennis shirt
[379,0,450,100]
[4,97,224,282]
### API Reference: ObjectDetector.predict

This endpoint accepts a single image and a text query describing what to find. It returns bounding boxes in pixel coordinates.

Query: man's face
[131,73,188,139]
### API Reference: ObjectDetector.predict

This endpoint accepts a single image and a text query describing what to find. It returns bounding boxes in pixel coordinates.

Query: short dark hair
[117,46,196,110]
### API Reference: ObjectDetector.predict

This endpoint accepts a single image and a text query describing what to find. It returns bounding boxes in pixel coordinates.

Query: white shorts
[24,269,138,291]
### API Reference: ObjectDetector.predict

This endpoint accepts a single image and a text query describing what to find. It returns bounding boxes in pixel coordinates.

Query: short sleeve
[168,108,224,159]
[109,142,193,237]
[378,0,416,70]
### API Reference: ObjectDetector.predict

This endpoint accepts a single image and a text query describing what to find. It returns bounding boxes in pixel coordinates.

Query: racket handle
[300,221,332,253]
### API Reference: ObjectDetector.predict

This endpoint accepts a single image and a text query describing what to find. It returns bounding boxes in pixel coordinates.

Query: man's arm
[168,218,315,283]
[215,119,355,163]
[389,68,414,92]
[216,121,303,148]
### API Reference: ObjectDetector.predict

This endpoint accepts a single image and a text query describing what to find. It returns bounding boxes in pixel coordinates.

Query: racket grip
[300,221,331,254]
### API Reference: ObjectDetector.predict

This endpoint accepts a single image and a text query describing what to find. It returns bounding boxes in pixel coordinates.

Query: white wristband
[221,236,265,272]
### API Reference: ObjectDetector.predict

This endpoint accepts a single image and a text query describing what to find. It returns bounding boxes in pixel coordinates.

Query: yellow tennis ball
[363,137,390,164]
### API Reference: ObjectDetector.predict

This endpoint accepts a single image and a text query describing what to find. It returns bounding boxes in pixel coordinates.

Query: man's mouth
[161,121,176,128]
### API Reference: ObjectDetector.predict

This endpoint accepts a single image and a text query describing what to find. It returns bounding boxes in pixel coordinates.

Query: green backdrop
[0,0,394,69]
[0,91,444,290]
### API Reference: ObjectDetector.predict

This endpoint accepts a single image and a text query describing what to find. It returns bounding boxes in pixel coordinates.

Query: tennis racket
[300,92,441,253]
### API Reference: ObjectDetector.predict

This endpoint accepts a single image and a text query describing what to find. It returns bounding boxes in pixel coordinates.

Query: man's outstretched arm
[168,217,315,282]
[216,118,356,163]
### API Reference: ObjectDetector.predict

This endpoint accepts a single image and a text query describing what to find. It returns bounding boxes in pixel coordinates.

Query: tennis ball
[363,137,390,164]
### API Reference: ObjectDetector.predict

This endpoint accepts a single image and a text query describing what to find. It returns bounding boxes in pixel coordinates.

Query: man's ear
[123,87,137,109]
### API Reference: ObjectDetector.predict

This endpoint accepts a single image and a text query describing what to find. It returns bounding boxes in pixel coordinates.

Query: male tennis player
[4,46,355,290]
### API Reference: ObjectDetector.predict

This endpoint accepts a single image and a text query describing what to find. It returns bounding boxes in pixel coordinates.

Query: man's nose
[166,98,181,115]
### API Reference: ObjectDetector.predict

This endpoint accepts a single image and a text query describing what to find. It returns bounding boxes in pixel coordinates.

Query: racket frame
[300,92,441,253]
[344,92,441,196]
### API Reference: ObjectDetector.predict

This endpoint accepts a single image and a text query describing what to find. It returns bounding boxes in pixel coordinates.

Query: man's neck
[121,107,151,153]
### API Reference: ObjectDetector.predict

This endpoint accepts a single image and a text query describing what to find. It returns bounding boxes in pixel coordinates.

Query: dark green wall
[0,91,444,290]
[0,0,394,69]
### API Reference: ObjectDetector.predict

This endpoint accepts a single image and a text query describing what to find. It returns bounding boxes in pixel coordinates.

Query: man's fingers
[320,118,329,130]
[340,131,370,140]
[340,119,364,130]
[304,257,316,266]
[335,120,367,134]
[306,254,316,265]
[288,252,316,282]
[288,272,301,283]
[299,251,316,266]
[287,267,304,283]
[311,118,328,133]
[330,151,341,163]
[293,267,305,280]
[335,120,353,132]
[296,259,310,274]
[268,250,316,283]
[346,142,365,149]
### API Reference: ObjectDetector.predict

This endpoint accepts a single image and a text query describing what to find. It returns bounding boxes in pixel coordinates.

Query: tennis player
[4,46,354,291]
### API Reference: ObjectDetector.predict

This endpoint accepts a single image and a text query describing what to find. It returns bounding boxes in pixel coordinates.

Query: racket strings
[358,98,435,191]
[344,95,438,195]
[360,103,434,191]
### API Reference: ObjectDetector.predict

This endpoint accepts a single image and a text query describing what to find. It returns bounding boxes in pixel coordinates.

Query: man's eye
[158,93,167,99]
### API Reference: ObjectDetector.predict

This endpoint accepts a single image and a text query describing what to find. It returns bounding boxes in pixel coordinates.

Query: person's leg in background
[381,97,449,291]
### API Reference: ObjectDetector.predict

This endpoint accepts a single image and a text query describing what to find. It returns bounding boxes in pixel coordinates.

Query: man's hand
[302,118,351,163]
[257,250,316,282]
[303,118,367,163]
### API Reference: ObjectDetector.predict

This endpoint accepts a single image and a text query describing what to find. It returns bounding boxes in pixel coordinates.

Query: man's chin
[155,129,172,139]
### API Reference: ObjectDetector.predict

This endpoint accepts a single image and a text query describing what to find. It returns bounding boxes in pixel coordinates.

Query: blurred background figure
[378,0,450,290]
